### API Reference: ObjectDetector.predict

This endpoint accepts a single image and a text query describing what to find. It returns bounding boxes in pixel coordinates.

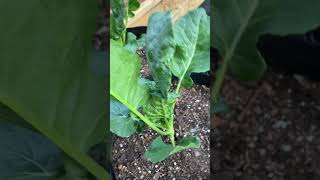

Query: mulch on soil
[212,70,320,180]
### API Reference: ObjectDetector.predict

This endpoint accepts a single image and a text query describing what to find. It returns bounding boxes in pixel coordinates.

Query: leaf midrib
[176,13,202,91]
[223,0,259,64]
[110,90,170,135]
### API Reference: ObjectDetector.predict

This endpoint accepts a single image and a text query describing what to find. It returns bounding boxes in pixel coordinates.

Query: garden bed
[112,50,210,179]
[212,69,320,180]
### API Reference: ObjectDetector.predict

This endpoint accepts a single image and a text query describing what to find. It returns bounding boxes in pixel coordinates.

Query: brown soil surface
[212,70,320,180]
[112,84,210,179]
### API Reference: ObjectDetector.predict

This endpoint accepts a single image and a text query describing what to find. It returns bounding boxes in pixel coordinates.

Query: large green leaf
[0,103,34,129]
[0,1,108,179]
[144,136,200,163]
[267,0,320,35]
[110,98,138,137]
[110,40,149,108]
[171,8,210,88]
[145,12,175,98]
[212,0,320,80]
[110,40,150,137]
[0,123,63,180]
[213,0,274,80]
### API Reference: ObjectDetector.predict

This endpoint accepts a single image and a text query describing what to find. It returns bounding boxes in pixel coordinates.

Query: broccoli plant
[110,8,210,162]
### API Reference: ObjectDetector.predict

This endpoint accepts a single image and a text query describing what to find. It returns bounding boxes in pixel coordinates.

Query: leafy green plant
[0,123,63,180]
[110,0,140,45]
[0,1,108,179]
[110,8,210,163]
[211,0,320,106]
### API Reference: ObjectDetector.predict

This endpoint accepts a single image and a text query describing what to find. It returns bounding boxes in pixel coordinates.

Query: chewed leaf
[144,136,200,163]
[110,98,138,137]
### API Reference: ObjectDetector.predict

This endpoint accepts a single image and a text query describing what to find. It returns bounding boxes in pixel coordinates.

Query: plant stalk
[111,91,170,136]
[211,57,228,103]
[175,81,182,94]
[212,0,258,104]
[168,113,175,146]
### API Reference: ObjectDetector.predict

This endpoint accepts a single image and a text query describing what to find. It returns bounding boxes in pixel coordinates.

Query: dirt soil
[212,70,320,180]
[112,50,210,179]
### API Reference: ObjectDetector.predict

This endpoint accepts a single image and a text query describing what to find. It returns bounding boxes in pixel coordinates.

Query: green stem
[122,31,126,45]
[111,91,170,136]
[170,80,187,146]
[212,0,258,103]
[168,113,175,146]
[176,81,182,94]
[211,57,228,103]
[154,123,166,130]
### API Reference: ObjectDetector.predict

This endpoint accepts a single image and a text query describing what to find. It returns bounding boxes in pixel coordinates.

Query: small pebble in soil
[306,135,314,142]
[248,142,256,148]
[296,136,304,142]
[259,149,267,156]
[190,128,198,133]
[195,151,201,157]
[281,144,292,152]
[268,172,274,178]
[273,120,289,129]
